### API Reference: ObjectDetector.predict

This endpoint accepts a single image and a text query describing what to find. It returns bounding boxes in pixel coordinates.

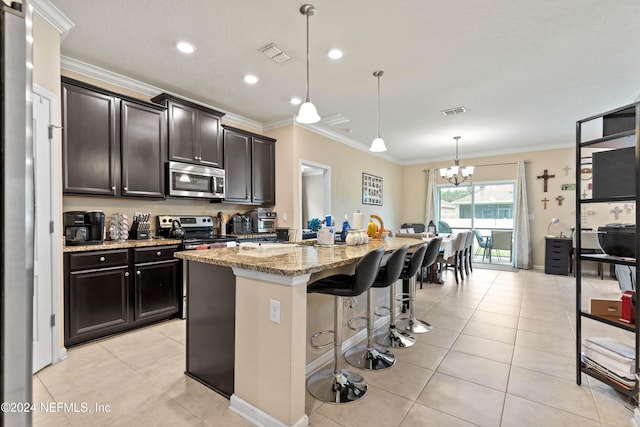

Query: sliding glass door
[437,181,516,263]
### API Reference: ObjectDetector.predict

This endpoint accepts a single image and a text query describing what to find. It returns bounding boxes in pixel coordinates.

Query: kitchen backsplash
[63,195,261,236]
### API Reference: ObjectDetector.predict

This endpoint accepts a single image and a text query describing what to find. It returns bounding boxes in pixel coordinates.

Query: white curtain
[424,169,437,225]
[514,160,532,268]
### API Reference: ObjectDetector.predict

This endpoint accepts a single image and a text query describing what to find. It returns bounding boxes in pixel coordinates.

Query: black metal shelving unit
[575,102,640,401]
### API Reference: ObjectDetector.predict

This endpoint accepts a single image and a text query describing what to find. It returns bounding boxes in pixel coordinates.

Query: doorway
[299,160,331,231]
[32,85,63,372]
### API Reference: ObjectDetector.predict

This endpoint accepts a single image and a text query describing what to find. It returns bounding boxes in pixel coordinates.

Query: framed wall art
[362,172,383,206]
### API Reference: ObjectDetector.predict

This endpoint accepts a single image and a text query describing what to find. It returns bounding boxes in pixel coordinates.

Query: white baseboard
[229,394,308,427]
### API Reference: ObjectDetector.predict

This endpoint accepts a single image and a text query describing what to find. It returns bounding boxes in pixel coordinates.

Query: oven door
[257,218,277,233]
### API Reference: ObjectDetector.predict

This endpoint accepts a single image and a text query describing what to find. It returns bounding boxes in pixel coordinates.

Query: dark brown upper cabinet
[150,93,225,168]
[61,77,166,198]
[222,125,276,206]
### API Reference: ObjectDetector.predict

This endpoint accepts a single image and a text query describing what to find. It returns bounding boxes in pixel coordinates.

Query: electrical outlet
[269,299,280,324]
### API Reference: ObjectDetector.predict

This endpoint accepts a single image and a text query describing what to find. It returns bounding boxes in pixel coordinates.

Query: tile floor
[33,267,635,426]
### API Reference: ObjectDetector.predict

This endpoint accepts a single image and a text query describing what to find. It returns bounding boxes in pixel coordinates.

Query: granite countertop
[175,237,424,276]
[63,238,183,253]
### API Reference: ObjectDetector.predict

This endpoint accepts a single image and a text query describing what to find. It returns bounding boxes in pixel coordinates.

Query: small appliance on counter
[231,213,252,234]
[63,210,105,246]
[250,209,277,233]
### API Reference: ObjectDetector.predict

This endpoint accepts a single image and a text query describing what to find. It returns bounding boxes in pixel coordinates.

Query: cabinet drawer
[134,245,179,264]
[69,249,129,271]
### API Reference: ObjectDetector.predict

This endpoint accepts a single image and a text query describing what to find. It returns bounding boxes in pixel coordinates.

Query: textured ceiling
[48,0,640,164]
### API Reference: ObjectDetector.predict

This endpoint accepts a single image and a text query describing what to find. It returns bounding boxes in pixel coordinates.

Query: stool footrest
[347,316,368,331]
[374,305,390,317]
[310,329,334,349]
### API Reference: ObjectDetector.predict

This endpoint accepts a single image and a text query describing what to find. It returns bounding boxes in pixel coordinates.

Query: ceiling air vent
[441,106,467,116]
[259,43,291,63]
[321,113,351,126]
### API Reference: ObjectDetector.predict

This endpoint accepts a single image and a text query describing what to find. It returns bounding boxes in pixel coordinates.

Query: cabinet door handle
[111,186,116,191]
[125,272,130,277]
[99,256,106,262]
[136,270,141,276]
[156,251,162,256]
[124,186,128,191]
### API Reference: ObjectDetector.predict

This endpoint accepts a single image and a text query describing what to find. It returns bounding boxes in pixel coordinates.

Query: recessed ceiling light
[176,41,195,54]
[290,97,302,105]
[244,75,259,85]
[327,48,343,60]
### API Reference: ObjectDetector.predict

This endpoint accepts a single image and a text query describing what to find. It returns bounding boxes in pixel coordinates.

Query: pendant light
[369,70,387,152]
[296,4,321,124]
[439,136,474,185]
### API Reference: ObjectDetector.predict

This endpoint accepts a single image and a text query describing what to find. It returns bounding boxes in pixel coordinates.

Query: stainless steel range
[156,215,237,250]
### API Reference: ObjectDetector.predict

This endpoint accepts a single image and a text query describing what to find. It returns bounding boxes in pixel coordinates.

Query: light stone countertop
[174,237,424,276]
[63,238,183,253]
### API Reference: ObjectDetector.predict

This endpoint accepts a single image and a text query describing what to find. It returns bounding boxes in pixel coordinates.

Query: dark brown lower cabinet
[134,259,180,321]
[64,245,181,347]
[66,265,130,345]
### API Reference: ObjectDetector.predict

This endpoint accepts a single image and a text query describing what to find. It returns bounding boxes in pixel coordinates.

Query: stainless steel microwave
[167,161,225,199]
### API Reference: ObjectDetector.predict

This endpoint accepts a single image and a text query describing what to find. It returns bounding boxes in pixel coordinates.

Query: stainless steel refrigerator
[1,1,34,425]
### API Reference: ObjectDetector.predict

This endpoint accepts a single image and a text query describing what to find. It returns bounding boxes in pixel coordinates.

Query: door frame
[298,160,331,232]
[33,84,65,367]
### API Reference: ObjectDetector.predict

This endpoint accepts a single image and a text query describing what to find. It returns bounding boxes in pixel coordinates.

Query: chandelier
[439,136,474,186]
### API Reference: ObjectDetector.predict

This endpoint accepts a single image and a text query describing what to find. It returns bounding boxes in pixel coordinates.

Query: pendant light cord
[376,74,381,138]
[305,12,310,102]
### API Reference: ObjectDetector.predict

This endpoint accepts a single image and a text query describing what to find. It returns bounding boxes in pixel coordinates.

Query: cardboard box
[590,298,622,317]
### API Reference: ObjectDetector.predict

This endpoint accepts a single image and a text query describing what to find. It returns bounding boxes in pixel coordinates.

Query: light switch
[282,212,288,222]
[270,299,280,324]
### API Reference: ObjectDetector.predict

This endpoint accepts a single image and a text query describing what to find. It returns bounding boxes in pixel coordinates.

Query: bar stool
[396,243,433,334]
[420,237,443,289]
[374,244,427,347]
[345,245,409,370]
[307,247,385,403]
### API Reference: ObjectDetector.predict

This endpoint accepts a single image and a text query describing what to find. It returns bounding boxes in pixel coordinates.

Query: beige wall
[403,147,588,269]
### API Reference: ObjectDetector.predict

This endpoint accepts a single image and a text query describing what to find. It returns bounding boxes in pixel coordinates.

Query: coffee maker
[64,210,105,246]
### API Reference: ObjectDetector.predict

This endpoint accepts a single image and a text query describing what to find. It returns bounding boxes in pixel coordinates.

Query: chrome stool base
[307,369,368,403]
[344,345,396,370]
[373,328,416,348]
[396,317,433,334]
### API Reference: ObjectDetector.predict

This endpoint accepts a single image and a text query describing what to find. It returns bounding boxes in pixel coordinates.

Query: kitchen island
[175,237,423,427]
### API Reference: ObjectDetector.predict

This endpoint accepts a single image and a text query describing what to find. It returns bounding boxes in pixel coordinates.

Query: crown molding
[60,56,403,162]
[60,56,264,130]
[400,140,575,166]
[297,122,401,164]
[30,0,74,34]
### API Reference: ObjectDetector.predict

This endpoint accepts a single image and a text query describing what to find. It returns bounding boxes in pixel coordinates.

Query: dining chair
[490,230,513,263]
[436,232,466,284]
[473,229,491,261]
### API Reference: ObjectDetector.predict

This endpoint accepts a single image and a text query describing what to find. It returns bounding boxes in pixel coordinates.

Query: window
[437,182,515,231]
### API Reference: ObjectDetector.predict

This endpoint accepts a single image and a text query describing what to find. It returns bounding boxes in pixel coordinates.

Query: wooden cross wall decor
[542,197,549,209]
[537,169,555,192]
[555,195,565,206]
